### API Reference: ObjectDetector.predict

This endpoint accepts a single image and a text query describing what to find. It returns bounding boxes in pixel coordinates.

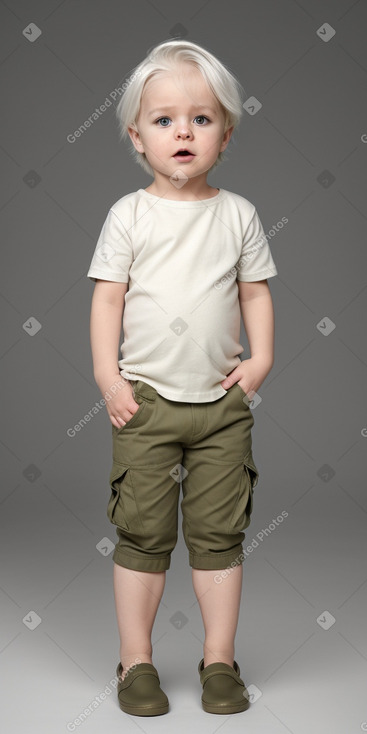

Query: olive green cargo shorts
[107,379,259,572]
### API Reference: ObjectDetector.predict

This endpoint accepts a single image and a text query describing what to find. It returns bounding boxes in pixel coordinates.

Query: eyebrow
[148,106,218,117]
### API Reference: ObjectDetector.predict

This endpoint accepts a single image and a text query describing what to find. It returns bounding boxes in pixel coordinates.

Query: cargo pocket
[228,455,259,534]
[107,462,143,532]
[107,464,129,529]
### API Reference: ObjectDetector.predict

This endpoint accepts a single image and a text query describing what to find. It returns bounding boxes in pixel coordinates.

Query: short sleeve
[86,208,133,283]
[236,207,278,282]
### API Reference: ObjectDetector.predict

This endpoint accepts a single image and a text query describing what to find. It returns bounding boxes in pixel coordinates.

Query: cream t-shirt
[87,188,278,402]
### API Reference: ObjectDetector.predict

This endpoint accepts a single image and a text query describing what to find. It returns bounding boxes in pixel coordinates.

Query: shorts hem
[112,548,171,572]
[189,546,244,570]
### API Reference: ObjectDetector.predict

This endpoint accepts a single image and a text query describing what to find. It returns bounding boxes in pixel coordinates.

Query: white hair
[115,39,245,176]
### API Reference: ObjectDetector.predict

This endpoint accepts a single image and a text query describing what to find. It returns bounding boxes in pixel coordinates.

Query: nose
[175,121,193,139]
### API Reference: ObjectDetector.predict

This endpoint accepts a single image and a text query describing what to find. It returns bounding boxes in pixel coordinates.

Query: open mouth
[174,149,194,156]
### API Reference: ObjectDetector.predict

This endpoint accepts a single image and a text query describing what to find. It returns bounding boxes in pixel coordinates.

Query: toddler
[87,38,277,716]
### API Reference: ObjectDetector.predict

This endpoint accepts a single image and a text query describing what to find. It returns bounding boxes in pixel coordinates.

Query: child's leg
[192,564,243,667]
[113,563,166,679]
[181,385,258,670]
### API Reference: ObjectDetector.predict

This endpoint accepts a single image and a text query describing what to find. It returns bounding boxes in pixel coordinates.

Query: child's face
[128,64,233,186]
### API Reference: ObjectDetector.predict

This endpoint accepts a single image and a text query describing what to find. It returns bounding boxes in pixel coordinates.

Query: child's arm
[89,280,139,428]
[221,279,275,399]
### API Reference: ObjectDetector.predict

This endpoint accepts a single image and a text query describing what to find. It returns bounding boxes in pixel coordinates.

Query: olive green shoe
[198,658,250,714]
[116,662,169,716]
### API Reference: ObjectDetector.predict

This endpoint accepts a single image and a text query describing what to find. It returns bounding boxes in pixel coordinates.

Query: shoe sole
[118,700,169,716]
[202,698,250,714]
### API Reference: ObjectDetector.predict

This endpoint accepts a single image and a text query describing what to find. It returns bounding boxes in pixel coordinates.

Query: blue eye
[155,115,210,126]
[156,117,171,126]
[194,116,209,125]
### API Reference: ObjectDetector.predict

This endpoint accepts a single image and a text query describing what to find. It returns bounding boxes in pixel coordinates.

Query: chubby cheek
[203,131,221,150]
[151,135,166,151]
[142,130,159,148]
[148,145,166,163]
[150,138,171,161]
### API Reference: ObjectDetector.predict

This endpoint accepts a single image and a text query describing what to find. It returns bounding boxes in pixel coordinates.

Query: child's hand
[221,356,273,401]
[98,375,141,429]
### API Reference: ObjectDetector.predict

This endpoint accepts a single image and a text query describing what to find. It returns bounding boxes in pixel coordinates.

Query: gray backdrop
[1,1,367,732]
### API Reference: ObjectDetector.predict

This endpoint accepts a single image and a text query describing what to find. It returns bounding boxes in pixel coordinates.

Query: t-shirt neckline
[138,188,225,206]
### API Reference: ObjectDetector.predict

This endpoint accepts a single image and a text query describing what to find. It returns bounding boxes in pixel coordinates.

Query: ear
[219,125,234,153]
[127,124,145,153]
